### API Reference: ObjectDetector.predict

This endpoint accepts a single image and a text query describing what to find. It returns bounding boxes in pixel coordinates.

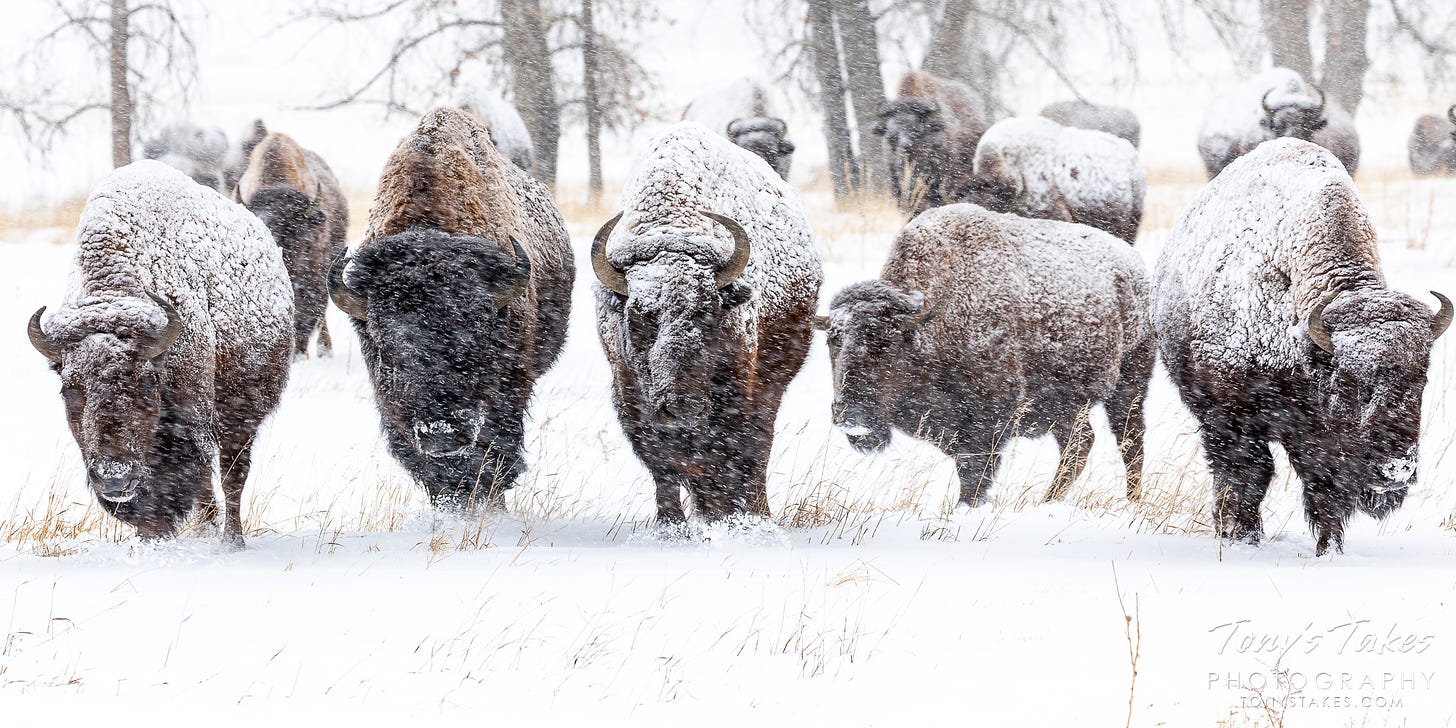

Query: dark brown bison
[683,78,796,180]
[874,71,990,214]
[1039,99,1141,148]
[1408,106,1456,175]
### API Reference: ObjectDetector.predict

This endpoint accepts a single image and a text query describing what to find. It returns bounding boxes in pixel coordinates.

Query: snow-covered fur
[875,72,990,214]
[140,122,229,192]
[1197,67,1360,179]
[239,132,349,357]
[332,107,573,507]
[962,117,1146,243]
[454,85,536,173]
[27,161,293,546]
[818,203,1153,506]
[1153,139,1451,555]
[1039,99,1141,148]
[1408,108,1456,175]
[682,78,795,180]
[223,119,268,196]
[592,122,822,523]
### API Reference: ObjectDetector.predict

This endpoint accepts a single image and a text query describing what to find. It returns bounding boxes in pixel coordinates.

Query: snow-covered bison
[141,122,230,192]
[960,117,1146,243]
[591,122,822,523]
[817,203,1153,506]
[454,86,536,173]
[1154,139,1451,555]
[1408,106,1456,176]
[683,78,796,180]
[238,132,349,357]
[875,71,990,215]
[329,108,573,508]
[26,161,294,547]
[1039,99,1141,148]
[1198,67,1359,179]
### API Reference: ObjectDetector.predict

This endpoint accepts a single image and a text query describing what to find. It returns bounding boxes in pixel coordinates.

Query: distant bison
[223,119,269,196]
[818,203,1153,506]
[683,78,796,180]
[1198,67,1360,179]
[1039,99,1141,148]
[329,108,573,508]
[961,117,1146,243]
[592,122,821,523]
[27,161,293,547]
[140,122,229,192]
[1154,139,1451,555]
[875,71,990,214]
[238,132,349,358]
[1408,106,1456,175]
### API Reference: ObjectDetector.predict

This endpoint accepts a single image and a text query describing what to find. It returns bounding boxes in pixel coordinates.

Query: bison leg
[217,433,255,550]
[655,478,687,525]
[1045,408,1094,502]
[1284,443,1353,556]
[1200,420,1274,546]
[954,448,1003,508]
[316,315,332,358]
[1106,346,1154,501]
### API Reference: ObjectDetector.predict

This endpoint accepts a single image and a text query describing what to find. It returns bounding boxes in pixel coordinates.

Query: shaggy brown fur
[876,72,990,214]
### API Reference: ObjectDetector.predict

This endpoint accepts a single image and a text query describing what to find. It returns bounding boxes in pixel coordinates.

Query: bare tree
[1,0,197,166]
[1387,0,1456,87]
[1322,0,1370,111]
[805,0,857,197]
[582,0,604,200]
[1260,0,1313,81]
[836,0,888,194]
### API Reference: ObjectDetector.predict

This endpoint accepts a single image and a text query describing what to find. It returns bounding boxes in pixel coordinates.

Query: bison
[223,119,269,197]
[237,132,349,357]
[1408,106,1456,176]
[26,161,293,548]
[140,122,229,192]
[817,203,1153,506]
[683,78,796,181]
[1154,138,1451,555]
[453,86,536,173]
[591,122,822,523]
[1039,99,1141,148]
[960,117,1146,243]
[1198,67,1360,179]
[874,71,990,215]
[328,107,573,508]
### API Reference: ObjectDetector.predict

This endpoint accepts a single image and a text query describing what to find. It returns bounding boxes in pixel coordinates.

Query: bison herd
[21,69,1454,556]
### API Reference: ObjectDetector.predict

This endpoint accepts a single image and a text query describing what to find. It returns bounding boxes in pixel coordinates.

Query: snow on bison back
[1153,138,1451,556]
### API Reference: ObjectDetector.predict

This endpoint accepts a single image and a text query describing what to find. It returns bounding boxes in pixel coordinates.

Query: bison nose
[413,421,474,457]
[658,395,707,427]
[91,464,142,503]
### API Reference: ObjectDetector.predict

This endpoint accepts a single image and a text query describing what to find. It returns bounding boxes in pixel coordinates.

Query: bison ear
[812,314,830,331]
[872,121,887,136]
[306,204,326,227]
[1313,118,1328,131]
[1258,117,1273,130]
[778,140,796,155]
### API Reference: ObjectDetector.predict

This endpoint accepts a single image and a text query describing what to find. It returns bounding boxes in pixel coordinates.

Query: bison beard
[332,229,537,508]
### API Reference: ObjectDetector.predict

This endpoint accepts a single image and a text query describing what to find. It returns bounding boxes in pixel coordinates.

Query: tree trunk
[109,0,132,167]
[806,0,855,198]
[1320,0,1370,112]
[835,0,888,196]
[922,0,971,77]
[1260,0,1313,81]
[501,0,559,186]
[582,0,603,202]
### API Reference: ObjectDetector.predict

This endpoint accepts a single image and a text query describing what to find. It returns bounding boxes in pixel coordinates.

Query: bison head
[592,211,753,430]
[246,185,326,272]
[815,281,938,453]
[1259,86,1328,141]
[726,117,795,180]
[1305,288,1452,512]
[329,229,531,457]
[28,293,183,505]
[959,171,1019,214]
[873,99,946,159]
[141,123,228,191]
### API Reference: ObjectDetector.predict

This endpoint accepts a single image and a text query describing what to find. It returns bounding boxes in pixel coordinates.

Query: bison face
[817,281,937,453]
[592,212,753,430]
[1259,87,1328,142]
[1306,289,1452,507]
[331,230,532,458]
[28,294,182,504]
[727,117,794,181]
[247,186,327,274]
[959,173,1018,214]
[875,99,946,160]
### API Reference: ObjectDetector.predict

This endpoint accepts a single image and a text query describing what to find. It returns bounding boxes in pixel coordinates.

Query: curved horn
[143,292,183,361]
[1312,86,1326,114]
[813,314,830,330]
[725,119,744,139]
[1308,292,1338,354]
[768,118,788,139]
[27,307,62,362]
[328,254,369,320]
[1261,89,1276,117]
[702,211,751,289]
[1432,291,1453,340]
[591,212,629,296]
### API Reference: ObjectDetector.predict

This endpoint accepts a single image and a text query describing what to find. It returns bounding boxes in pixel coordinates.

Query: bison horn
[1433,291,1453,340]
[813,314,830,330]
[702,211,752,289]
[1307,292,1338,354]
[328,254,369,320]
[143,292,183,361]
[591,212,629,296]
[768,118,788,139]
[27,306,62,362]
[1261,89,1276,117]
[1313,86,1326,114]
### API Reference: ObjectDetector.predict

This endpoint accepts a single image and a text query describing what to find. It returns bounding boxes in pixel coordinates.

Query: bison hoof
[220,532,247,552]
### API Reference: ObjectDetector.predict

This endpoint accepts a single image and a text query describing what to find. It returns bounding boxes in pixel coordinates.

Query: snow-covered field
[4,4,1456,726]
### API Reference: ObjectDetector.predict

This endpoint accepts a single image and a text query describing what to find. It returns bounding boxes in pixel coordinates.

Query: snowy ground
[5,5,1456,726]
